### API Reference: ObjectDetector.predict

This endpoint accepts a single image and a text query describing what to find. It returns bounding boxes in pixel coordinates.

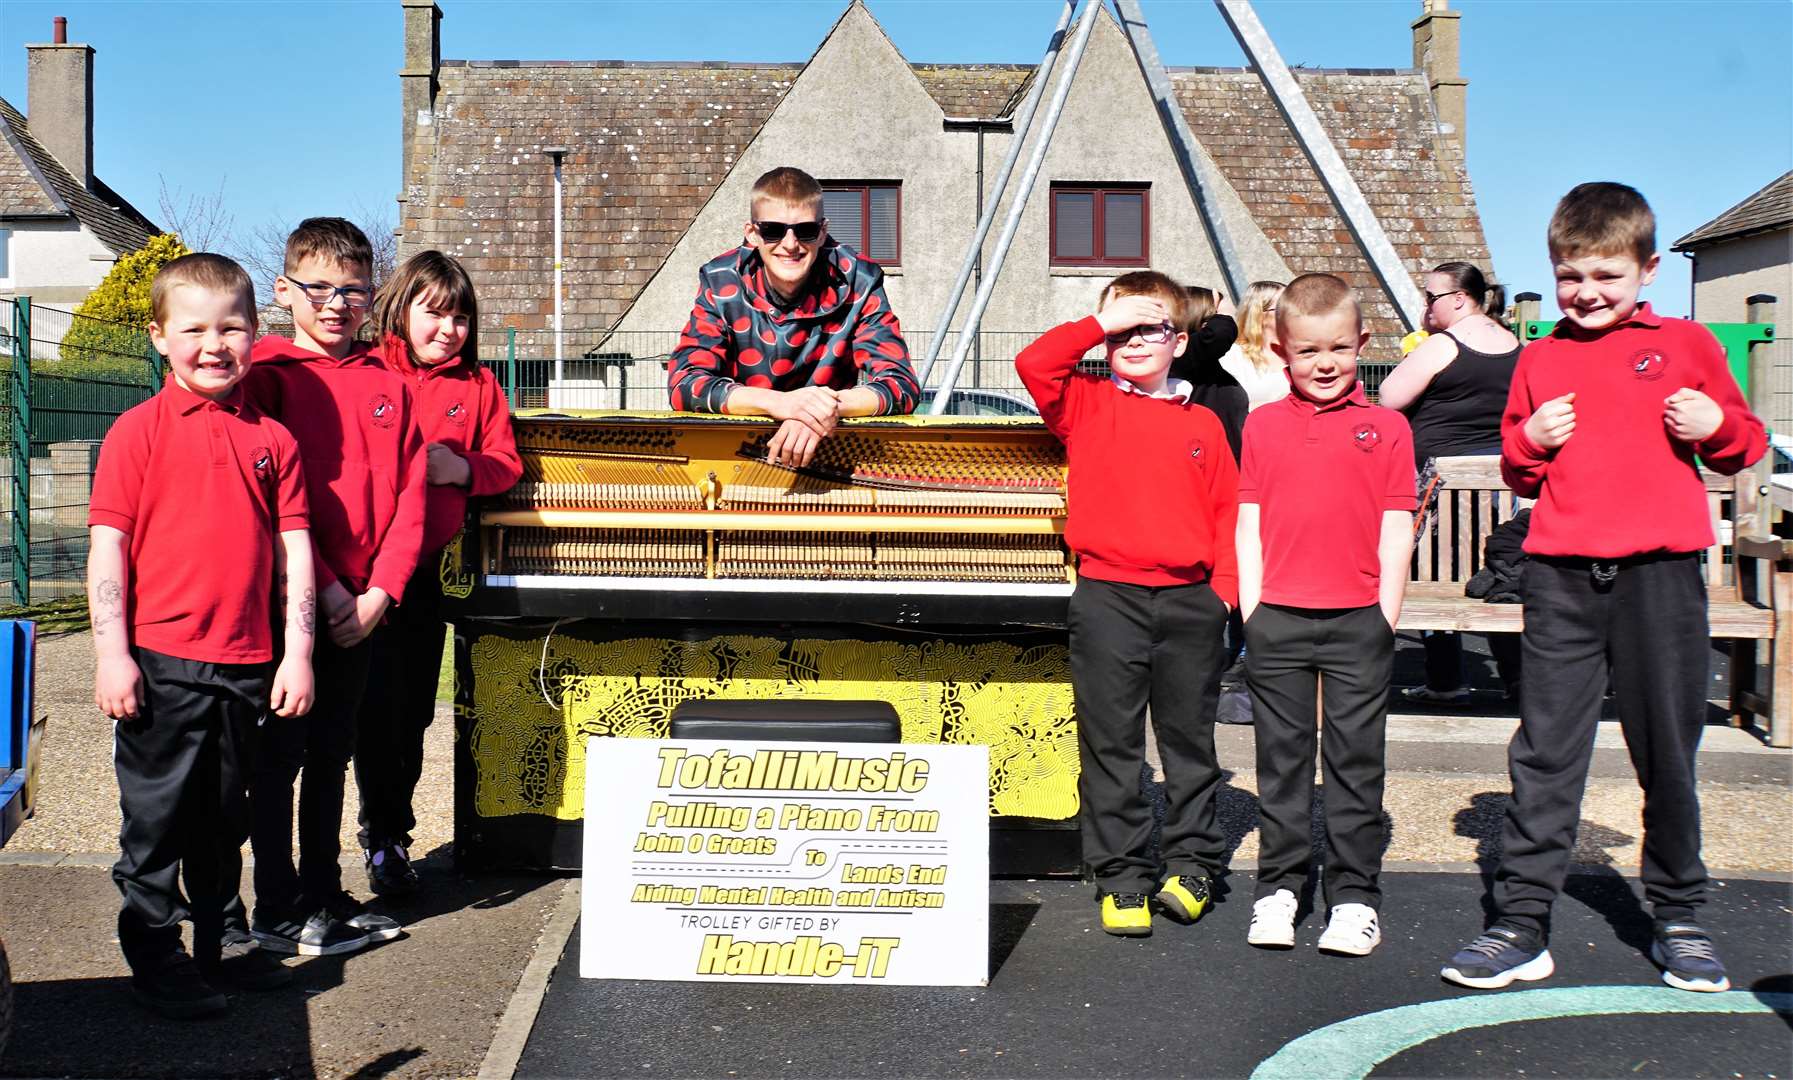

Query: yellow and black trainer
[1100,892,1152,937]
[1154,874,1212,924]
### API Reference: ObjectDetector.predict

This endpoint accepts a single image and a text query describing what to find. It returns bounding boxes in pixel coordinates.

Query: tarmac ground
[523,873,1793,1080]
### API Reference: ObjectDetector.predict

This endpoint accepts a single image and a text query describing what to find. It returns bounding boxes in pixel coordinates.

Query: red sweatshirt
[1501,305,1767,558]
[245,337,428,602]
[1016,317,1239,605]
[377,335,523,555]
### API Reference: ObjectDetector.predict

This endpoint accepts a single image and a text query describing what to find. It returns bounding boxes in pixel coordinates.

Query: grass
[0,595,90,635]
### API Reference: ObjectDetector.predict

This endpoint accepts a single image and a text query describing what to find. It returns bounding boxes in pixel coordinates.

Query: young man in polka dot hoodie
[667,166,919,467]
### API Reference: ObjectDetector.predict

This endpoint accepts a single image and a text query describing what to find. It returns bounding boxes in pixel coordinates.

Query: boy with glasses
[667,166,918,468]
[243,217,426,957]
[1016,271,1238,937]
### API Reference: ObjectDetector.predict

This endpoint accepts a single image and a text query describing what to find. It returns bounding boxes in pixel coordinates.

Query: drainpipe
[1682,249,1697,320]
[545,146,568,382]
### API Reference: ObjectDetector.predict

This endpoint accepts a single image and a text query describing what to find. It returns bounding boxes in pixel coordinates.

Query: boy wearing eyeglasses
[1015,271,1238,938]
[243,217,425,957]
[667,166,919,468]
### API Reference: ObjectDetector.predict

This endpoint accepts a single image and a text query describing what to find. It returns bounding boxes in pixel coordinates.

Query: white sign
[581,738,990,986]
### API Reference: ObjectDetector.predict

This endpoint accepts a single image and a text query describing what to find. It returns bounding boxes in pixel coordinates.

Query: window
[822,183,900,264]
[1050,184,1148,266]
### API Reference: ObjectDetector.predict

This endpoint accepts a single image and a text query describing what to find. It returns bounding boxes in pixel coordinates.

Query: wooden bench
[1396,455,1790,747]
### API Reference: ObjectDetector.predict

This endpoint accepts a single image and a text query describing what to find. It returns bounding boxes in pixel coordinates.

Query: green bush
[56,233,189,381]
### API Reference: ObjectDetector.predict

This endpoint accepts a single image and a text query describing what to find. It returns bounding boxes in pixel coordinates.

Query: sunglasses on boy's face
[284,276,374,309]
[751,219,825,245]
[1104,322,1178,346]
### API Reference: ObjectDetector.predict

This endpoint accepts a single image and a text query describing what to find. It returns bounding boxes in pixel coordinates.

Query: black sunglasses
[753,219,825,245]
[1423,289,1463,308]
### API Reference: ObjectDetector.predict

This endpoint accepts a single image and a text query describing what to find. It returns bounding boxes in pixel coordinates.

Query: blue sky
[3,0,1789,319]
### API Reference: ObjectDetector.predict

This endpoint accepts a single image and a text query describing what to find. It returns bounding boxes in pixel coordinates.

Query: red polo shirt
[89,381,308,664]
[1501,304,1766,558]
[1240,384,1415,608]
[376,335,524,556]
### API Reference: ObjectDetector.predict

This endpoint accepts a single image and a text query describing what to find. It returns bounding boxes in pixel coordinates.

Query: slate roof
[0,95,157,256]
[1672,171,1793,251]
[402,39,1492,350]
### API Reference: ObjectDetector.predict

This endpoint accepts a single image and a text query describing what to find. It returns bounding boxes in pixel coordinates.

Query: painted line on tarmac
[1250,987,1793,1080]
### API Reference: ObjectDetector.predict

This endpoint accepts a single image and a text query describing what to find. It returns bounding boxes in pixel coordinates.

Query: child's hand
[1522,392,1576,450]
[1095,295,1170,338]
[321,580,355,634]
[95,655,143,719]
[330,589,391,648]
[1664,388,1723,443]
[425,442,472,487]
[270,654,315,717]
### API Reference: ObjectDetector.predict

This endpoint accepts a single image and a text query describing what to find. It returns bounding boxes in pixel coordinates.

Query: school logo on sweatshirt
[444,401,468,428]
[1352,422,1382,452]
[1630,349,1668,381]
[250,447,272,476]
[1186,438,1206,470]
[369,393,398,429]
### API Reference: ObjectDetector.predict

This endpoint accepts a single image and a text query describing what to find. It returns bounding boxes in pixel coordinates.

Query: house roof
[0,94,157,256]
[1672,171,1793,251]
[401,20,1492,347]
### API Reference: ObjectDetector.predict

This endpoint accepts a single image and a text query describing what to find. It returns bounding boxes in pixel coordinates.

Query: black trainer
[1440,926,1554,989]
[365,843,420,897]
[324,890,404,944]
[252,905,371,957]
[200,931,292,990]
[130,950,229,1019]
[1651,923,1731,992]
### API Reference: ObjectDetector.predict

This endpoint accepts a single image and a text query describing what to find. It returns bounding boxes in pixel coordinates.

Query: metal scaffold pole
[927,0,1103,415]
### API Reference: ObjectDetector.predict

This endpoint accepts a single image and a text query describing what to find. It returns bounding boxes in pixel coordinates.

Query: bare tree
[157,176,236,253]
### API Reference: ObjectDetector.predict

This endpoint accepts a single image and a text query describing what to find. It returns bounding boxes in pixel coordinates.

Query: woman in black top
[1380,261,1522,705]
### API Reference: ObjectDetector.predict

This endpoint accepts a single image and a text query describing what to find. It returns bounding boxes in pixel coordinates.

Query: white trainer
[1318,902,1381,956]
[1247,889,1298,949]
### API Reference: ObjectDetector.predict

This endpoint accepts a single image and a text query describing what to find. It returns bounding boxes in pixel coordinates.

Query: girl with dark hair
[356,251,523,894]
[1379,261,1522,705]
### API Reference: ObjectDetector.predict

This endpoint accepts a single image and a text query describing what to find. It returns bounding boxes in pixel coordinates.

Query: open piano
[444,410,1081,872]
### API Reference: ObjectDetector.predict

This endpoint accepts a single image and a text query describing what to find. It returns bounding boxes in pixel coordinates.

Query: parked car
[930,388,1040,417]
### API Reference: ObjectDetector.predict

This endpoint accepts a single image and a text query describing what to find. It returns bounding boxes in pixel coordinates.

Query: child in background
[359,251,522,895]
[245,218,426,956]
[1237,273,1415,956]
[90,253,313,1015]
[1176,285,1247,461]
[1220,280,1289,411]
[1017,271,1238,937]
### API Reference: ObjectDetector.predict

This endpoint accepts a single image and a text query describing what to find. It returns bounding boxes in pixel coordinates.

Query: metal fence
[476,326,1403,409]
[2,299,160,605]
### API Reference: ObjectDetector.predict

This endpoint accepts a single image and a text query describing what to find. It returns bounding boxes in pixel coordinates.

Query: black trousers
[249,634,372,912]
[1069,577,1228,895]
[1247,603,1393,909]
[1493,554,1710,940]
[356,561,444,851]
[113,648,270,971]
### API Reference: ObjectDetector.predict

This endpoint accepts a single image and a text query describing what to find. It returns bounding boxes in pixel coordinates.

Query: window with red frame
[1050,184,1148,266]
[822,183,901,264]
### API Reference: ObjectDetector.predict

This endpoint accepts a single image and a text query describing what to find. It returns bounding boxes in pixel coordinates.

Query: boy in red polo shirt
[243,218,426,957]
[1016,271,1238,938]
[1237,273,1415,957]
[89,254,313,1016]
[1441,183,1766,994]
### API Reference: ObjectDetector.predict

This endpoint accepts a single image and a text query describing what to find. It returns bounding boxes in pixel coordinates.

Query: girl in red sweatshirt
[357,251,523,894]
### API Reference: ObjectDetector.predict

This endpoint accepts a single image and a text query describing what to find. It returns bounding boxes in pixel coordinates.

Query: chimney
[26,16,96,191]
[1411,0,1467,147]
[399,0,443,200]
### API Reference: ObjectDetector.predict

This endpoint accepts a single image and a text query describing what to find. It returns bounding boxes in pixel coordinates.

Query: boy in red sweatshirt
[358,250,521,895]
[1236,274,1415,957]
[1016,270,1238,937]
[1441,183,1766,993]
[244,218,427,956]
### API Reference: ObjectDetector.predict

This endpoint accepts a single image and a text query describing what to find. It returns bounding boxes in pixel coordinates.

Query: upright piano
[443,410,1080,872]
